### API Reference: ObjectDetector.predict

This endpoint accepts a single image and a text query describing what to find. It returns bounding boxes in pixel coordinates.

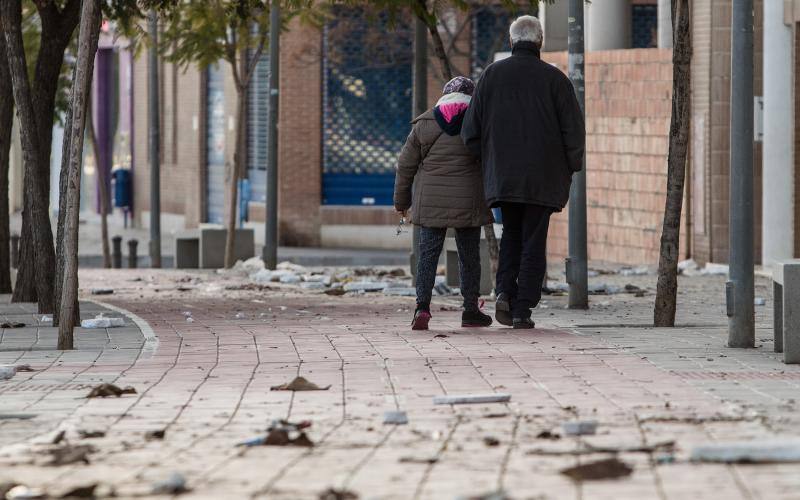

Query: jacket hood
[433,92,471,136]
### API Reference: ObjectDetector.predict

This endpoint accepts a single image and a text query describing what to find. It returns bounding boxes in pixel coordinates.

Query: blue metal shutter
[321,7,413,206]
[247,48,269,209]
[206,63,226,224]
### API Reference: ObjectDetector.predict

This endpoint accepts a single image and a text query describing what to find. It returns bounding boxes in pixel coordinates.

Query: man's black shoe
[512,317,536,329]
[462,310,493,328]
[495,293,513,326]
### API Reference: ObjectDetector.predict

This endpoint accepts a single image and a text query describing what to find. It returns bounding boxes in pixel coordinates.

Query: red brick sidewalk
[1,289,797,499]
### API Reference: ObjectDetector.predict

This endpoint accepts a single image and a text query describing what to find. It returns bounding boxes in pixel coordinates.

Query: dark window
[632,4,658,49]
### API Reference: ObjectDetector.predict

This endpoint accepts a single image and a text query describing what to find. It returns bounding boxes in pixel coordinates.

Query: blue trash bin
[112,169,132,208]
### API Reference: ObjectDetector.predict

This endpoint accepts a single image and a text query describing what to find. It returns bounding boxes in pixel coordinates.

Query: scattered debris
[145,429,166,441]
[80,315,124,329]
[527,440,675,456]
[78,430,106,439]
[48,444,95,466]
[224,283,272,291]
[5,485,45,500]
[39,315,53,324]
[151,472,188,495]
[271,376,331,391]
[482,412,509,419]
[301,282,327,290]
[382,287,416,296]
[398,456,438,464]
[690,439,800,463]
[90,288,114,295]
[58,484,98,498]
[51,430,66,445]
[619,266,649,276]
[434,282,455,296]
[433,394,511,405]
[318,488,359,500]
[239,420,314,447]
[560,458,633,481]
[0,366,16,380]
[483,436,500,447]
[561,420,598,436]
[383,410,408,425]
[461,491,512,500]
[0,413,37,420]
[434,334,449,339]
[15,364,34,372]
[343,282,386,292]
[0,321,25,328]
[324,288,347,296]
[85,384,137,398]
[536,430,561,440]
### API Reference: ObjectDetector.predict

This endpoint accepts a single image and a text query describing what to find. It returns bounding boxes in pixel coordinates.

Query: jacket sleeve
[556,78,586,173]
[393,124,422,211]
[460,76,484,158]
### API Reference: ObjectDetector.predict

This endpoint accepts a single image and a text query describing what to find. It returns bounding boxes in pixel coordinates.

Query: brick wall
[692,0,763,264]
[544,49,676,265]
[276,19,323,246]
[132,56,203,227]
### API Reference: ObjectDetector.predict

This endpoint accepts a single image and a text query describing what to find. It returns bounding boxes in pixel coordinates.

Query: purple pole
[95,48,112,214]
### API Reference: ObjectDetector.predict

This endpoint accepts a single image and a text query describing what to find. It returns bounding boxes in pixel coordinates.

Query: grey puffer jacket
[393,106,492,229]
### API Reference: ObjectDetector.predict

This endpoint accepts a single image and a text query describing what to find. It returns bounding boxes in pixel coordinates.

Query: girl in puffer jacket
[393,76,493,330]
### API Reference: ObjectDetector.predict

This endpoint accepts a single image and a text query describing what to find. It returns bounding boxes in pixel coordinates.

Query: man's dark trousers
[497,203,552,318]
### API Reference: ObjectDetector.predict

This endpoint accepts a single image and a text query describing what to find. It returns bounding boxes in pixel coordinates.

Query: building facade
[123,0,798,267]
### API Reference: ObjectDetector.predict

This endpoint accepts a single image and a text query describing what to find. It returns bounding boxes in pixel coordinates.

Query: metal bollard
[127,239,138,269]
[111,236,123,269]
[10,233,19,269]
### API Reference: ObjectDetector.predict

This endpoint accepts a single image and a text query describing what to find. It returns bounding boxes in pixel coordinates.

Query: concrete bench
[174,228,255,269]
[773,260,800,363]
[444,236,493,296]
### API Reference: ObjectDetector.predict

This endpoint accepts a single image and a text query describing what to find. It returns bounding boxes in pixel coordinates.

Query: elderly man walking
[462,15,585,328]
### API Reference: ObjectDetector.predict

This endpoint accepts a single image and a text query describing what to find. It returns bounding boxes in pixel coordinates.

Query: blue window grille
[322,7,413,206]
[247,46,269,209]
[632,4,658,49]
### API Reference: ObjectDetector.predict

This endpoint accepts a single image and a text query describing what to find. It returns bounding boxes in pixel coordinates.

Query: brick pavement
[1,270,799,499]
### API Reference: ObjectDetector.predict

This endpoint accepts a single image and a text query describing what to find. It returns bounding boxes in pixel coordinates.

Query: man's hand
[396,209,408,219]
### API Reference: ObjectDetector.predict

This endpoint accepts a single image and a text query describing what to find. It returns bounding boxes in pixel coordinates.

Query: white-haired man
[462,15,585,328]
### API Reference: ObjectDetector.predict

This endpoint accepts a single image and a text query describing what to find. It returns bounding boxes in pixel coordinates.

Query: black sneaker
[495,293,513,327]
[462,310,493,328]
[512,317,536,329]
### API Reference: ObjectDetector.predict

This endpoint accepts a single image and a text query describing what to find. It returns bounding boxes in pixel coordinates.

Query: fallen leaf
[78,430,106,439]
[85,384,137,398]
[48,444,95,466]
[560,458,633,481]
[59,483,97,498]
[52,430,66,444]
[434,334,449,338]
[318,488,358,500]
[324,288,347,296]
[145,429,166,441]
[483,436,500,447]
[399,456,438,464]
[535,430,561,440]
[271,376,331,391]
[15,364,35,372]
[0,322,25,328]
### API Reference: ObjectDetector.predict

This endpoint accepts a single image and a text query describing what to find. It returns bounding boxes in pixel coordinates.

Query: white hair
[509,15,543,47]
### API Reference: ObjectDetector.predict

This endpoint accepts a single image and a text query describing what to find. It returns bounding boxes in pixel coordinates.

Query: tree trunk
[58,0,101,350]
[1,0,56,314]
[87,99,111,268]
[0,33,13,294]
[654,0,691,327]
[224,86,246,269]
[9,0,79,308]
[424,17,453,81]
